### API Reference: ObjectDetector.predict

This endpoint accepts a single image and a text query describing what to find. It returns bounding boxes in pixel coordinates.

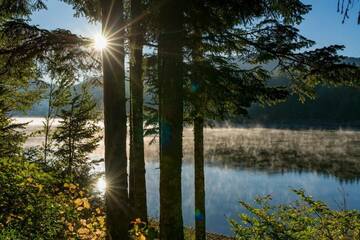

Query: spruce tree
[53,84,101,183]
[101,0,130,238]
[42,78,73,164]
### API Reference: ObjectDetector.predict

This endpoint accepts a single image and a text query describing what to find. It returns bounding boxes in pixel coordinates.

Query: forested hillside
[22,58,360,128]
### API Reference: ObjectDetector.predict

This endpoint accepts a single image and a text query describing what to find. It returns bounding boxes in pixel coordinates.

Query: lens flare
[96,177,107,193]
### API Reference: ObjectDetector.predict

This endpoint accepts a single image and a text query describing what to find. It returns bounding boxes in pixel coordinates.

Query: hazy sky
[31,0,360,57]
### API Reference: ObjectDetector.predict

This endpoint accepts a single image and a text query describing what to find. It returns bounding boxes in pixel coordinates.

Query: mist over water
[20,118,360,235]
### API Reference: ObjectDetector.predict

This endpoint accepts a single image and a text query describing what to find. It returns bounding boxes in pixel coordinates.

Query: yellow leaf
[67,223,74,232]
[83,198,91,209]
[74,198,83,206]
[86,223,93,230]
[97,216,105,226]
[139,234,146,240]
[77,227,90,235]
[80,219,87,226]
[96,208,101,214]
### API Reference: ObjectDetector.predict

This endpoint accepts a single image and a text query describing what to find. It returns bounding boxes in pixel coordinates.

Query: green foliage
[0,19,100,80]
[0,157,66,239]
[61,0,101,23]
[40,77,73,163]
[0,115,26,157]
[230,190,360,240]
[0,157,106,239]
[53,84,102,182]
[0,0,46,20]
[0,47,42,157]
[337,0,360,24]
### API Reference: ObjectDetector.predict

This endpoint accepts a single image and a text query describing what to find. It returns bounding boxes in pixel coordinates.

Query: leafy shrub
[129,219,159,240]
[230,190,360,240]
[0,157,106,239]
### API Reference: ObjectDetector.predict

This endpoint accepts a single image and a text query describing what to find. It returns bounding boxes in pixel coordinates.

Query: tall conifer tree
[129,0,147,222]
[157,0,185,239]
[101,0,129,238]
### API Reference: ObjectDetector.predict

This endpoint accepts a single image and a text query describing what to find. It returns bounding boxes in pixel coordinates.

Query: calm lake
[20,118,360,236]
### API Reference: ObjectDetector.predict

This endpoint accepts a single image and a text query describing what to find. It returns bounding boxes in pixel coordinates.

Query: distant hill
[244,86,360,128]
[17,58,360,128]
[241,57,360,128]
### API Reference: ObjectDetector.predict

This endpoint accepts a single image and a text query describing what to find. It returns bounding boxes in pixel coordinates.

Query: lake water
[19,118,360,236]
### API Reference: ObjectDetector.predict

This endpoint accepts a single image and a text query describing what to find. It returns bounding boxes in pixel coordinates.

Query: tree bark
[158,1,184,239]
[101,0,129,238]
[191,29,207,240]
[129,0,147,222]
[194,117,205,240]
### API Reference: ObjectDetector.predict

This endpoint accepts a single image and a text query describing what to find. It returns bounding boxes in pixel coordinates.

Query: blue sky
[31,0,360,57]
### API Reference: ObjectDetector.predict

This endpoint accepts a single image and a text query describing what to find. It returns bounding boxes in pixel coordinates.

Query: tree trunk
[129,84,135,208]
[43,81,53,164]
[101,0,129,238]
[129,0,147,221]
[194,117,205,240]
[158,1,184,239]
[191,29,206,240]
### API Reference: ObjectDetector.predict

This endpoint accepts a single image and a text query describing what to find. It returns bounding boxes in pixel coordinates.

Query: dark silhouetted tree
[129,0,148,222]
[101,0,129,238]
[157,0,185,239]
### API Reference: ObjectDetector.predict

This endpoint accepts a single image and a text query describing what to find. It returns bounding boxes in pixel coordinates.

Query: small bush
[230,190,360,240]
[129,219,159,240]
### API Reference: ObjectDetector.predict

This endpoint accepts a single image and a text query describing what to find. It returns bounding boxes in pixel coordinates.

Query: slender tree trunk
[191,30,207,240]
[194,117,205,240]
[129,0,147,221]
[101,0,129,238]
[43,117,50,163]
[158,1,184,239]
[68,102,74,178]
[129,85,135,209]
[43,80,55,164]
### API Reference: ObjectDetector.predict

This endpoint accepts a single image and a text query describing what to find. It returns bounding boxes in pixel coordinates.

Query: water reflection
[145,161,360,235]
[91,128,360,235]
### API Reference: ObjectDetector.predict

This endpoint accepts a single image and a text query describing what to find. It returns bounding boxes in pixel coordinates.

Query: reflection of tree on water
[144,127,360,183]
[205,146,360,183]
[184,128,360,183]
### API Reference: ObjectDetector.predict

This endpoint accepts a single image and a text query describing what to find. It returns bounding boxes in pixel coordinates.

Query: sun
[94,34,108,51]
